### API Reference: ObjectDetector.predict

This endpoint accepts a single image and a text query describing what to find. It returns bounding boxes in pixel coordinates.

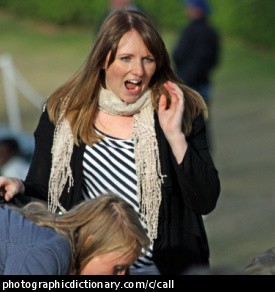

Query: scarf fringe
[133,111,165,241]
[48,88,165,243]
[48,98,74,214]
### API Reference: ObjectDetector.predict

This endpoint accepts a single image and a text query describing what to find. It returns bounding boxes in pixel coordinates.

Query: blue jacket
[0,205,71,275]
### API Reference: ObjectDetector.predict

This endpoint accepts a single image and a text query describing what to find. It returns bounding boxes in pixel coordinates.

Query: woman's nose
[132,60,144,77]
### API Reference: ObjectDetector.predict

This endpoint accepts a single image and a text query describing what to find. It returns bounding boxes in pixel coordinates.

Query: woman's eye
[121,56,131,62]
[144,57,155,63]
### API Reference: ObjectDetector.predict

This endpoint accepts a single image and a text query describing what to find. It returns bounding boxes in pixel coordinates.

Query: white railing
[0,54,43,133]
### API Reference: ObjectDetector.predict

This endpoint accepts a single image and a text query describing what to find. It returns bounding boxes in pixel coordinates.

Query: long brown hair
[11,194,150,274]
[47,9,207,146]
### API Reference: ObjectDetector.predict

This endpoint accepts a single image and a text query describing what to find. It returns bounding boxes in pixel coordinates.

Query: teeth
[126,80,141,84]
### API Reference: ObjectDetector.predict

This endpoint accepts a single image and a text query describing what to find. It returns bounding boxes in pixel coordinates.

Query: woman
[0,9,220,274]
[0,194,149,275]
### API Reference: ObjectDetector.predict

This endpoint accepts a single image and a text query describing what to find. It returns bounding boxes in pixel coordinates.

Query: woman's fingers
[158,94,167,114]
[159,82,185,137]
[163,81,184,110]
[5,187,16,201]
[0,176,23,201]
[164,81,183,99]
[0,177,11,201]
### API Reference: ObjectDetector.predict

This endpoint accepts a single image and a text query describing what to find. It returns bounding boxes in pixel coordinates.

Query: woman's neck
[94,109,134,140]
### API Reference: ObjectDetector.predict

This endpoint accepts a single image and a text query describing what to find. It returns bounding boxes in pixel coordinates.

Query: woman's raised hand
[0,176,25,201]
[158,81,185,141]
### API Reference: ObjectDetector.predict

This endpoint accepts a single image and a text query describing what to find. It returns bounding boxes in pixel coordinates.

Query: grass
[206,37,275,269]
[0,12,93,131]
[1,12,275,271]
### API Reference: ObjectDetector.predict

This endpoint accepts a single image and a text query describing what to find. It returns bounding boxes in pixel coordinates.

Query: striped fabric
[82,129,154,268]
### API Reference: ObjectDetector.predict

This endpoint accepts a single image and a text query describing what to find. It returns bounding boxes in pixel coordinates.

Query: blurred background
[0,0,275,271]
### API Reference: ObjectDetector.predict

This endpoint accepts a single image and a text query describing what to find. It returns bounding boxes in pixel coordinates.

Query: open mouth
[124,79,142,92]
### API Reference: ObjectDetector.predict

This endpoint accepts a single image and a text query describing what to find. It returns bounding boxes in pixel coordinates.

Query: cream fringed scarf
[49,88,165,241]
[98,88,165,241]
[48,99,74,214]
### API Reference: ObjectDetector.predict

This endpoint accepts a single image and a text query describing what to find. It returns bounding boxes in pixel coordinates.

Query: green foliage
[0,0,186,31]
[0,0,109,26]
[0,0,8,6]
[1,0,275,49]
[211,0,275,49]
[136,0,187,31]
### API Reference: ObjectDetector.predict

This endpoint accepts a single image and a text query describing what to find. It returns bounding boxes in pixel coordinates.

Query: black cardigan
[23,110,220,274]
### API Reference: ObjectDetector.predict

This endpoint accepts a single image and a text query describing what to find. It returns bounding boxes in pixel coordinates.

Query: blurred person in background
[173,0,220,150]
[0,194,149,275]
[96,0,140,32]
[111,0,138,10]
[0,138,29,179]
[0,9,220,275]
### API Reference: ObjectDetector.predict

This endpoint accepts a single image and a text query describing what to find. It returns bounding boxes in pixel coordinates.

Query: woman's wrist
[165,131,185,143]
[166,132,188,164]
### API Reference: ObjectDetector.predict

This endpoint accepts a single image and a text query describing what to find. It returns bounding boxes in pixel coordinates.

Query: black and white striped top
[82,129,154,268]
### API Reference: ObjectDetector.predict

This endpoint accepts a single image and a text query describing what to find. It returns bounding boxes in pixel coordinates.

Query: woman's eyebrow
[117,53,134,57]
[117,53,154,57]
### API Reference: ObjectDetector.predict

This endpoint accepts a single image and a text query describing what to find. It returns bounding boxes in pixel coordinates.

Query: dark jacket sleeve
[171,114,220,215]
[23,110,54,201]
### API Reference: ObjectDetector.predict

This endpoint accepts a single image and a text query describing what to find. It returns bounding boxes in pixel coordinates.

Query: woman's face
[80,250,137,275]
[104,29,156,104]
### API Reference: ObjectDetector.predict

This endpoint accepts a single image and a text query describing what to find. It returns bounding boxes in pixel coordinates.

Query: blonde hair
[11,194,150,274]
[46,9,207,146]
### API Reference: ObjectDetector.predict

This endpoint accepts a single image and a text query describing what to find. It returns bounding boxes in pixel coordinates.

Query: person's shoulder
[204,21,219,35]
[40,105,52,122]
[25,234,71,275]
[184,22,195,34]
[12,240,71,275]
[34,103,55,134]
[188,113,207,137]
[39,237,71,274]
[35,226,70,253]
[192,113,206,126]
